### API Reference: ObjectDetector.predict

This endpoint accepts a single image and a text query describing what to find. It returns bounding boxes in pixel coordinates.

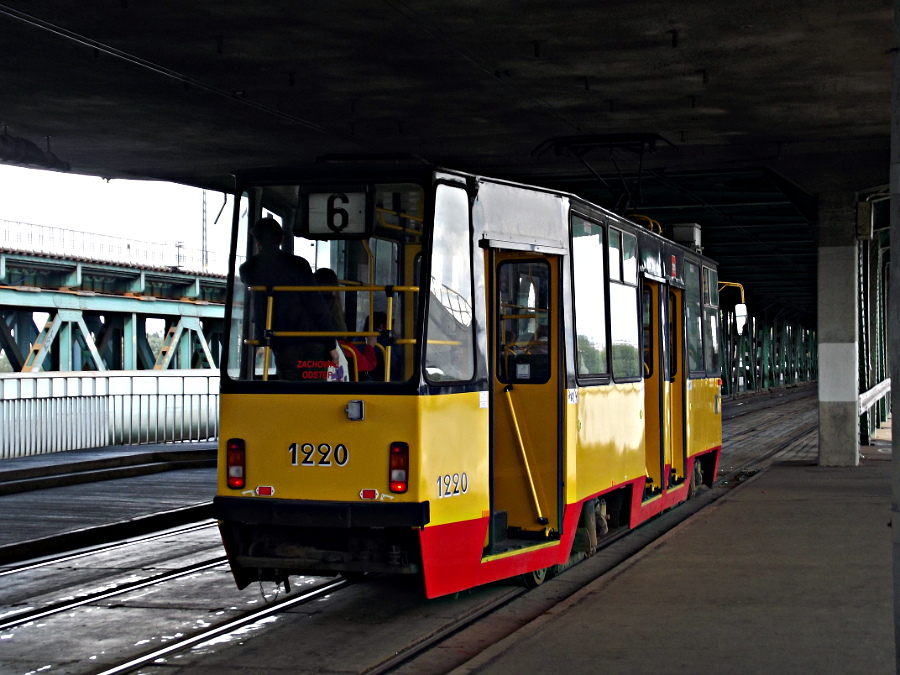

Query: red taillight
[226,438,246,489]
[389,442,409,493]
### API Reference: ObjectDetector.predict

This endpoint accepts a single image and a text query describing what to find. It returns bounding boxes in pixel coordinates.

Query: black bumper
[214,496,430,528]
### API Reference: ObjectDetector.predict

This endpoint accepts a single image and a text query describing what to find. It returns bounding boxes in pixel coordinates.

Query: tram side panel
[686,377,723,478]
[571,383,646,510]
[417,391,493,597]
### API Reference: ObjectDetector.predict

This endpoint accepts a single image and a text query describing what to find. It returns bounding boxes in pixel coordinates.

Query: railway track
[94,577,350,675]
[0,385,823,675]
[0,555,228,631]
[0,520,218,578]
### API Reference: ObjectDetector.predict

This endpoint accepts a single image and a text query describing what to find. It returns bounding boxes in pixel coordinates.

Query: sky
[0,164,233,257]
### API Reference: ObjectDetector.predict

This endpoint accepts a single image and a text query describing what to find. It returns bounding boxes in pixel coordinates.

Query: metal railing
[859,378,891,416]
[0,370,219,459]
[1,219,232,274]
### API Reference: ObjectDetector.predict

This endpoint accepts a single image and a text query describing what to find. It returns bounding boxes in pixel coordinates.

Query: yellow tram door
[488,251,561,549]
[642,282,687,498]
[667,287,687,487]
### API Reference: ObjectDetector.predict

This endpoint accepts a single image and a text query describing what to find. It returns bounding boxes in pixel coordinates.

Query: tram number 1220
[289,443,349,467]
[437,473,468,498]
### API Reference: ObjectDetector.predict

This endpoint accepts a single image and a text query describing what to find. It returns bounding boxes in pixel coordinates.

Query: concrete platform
[451,454,894,674]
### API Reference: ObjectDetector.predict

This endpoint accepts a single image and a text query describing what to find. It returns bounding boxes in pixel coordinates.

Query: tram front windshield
[226,183,424,384]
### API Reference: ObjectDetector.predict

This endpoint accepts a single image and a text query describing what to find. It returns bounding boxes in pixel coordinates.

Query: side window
[609,228,641,381]
[703,267,721,375]
[608,228,622,281]
[571,216,608,378]
[685,262,704,374]
[424,185,475,382]
[642,285,653,378]
[667,289,678,381]
[498,259,551,384]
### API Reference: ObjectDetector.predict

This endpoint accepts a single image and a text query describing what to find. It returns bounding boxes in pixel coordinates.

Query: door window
[497,259,551,383]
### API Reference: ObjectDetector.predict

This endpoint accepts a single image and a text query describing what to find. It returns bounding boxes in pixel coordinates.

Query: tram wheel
[688,460,705,499]
[522,566,549,588]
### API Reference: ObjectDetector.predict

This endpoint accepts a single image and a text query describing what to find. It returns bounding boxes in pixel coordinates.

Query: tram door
[642,282,687,497]
[489,251,561,546]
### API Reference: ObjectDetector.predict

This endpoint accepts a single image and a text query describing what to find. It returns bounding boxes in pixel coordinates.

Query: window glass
[227,193,250,379]
[685,262,704,373]
[622,232,638,283]
[667,290,678,380]
[425,185,475,382]
[642,286,653,378]
[571,216,608,377]
[608,228,622,282]
[227,183,421,383]
[704,308,721,374]
[702,267,720,374]
[498,260,551,383]
[610,283,641,380]
[704,267,719,306]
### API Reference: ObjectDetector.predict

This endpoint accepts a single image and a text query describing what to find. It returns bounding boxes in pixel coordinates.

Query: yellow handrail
[340,344,358,381]
[247,282,422,382]
[717,281,745,303]
[503,385,549,530]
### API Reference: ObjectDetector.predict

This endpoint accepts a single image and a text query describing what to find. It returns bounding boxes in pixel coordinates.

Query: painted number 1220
[437,473,468,498]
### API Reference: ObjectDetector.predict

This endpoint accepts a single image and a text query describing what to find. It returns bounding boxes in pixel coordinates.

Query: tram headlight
[389,442,409,493]
[226,438,246,489]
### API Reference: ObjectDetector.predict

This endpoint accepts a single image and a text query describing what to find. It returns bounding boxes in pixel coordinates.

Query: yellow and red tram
[214,167,723,598]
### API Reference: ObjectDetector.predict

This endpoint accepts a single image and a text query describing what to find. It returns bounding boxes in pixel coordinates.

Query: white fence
[0,371,219,459]
[1,219,231,274]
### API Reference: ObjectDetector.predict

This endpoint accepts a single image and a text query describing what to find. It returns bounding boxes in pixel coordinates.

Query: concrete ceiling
[0,1,894,325]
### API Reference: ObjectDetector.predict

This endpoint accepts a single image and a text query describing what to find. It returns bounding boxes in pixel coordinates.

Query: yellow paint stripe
[481,539,560,563]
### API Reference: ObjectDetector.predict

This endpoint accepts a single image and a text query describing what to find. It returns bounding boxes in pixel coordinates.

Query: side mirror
[735,303,748,335]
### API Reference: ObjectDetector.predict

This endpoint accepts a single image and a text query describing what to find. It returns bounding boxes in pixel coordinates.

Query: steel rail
[0,556,228,631]
[93,577,350,675]
[0,520,217,577]
[719,423,819,482]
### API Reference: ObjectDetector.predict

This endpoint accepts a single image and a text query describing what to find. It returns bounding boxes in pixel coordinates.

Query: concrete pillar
[817,190,859,466]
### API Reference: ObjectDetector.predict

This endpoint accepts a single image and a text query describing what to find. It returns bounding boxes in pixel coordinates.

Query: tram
[214,165,723,598]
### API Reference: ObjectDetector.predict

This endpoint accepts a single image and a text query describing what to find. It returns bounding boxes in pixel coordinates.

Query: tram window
[702,266,720,306]
[622,232,638,283]
[424,185,475,383]
[685,262,704,374]
[642,286,653,378]
[610,283,641,380]
[668,290,678,380]
[703,266,721,375]
[227,193,251,379]
[571,215,608,377]
[352,237,399,329]
[227,183,421,383]
[609,228,640,381]
[497,259,551,384]
[608,228,622,281]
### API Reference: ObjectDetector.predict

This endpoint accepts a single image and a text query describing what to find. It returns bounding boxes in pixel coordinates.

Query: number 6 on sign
[307,192,367,235]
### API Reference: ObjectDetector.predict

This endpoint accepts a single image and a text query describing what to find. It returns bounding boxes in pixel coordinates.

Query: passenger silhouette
[239,217,338,380]
[313,267,378,379]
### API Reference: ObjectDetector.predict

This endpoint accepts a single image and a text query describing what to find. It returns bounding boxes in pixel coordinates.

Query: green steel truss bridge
[0,220,227,373]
